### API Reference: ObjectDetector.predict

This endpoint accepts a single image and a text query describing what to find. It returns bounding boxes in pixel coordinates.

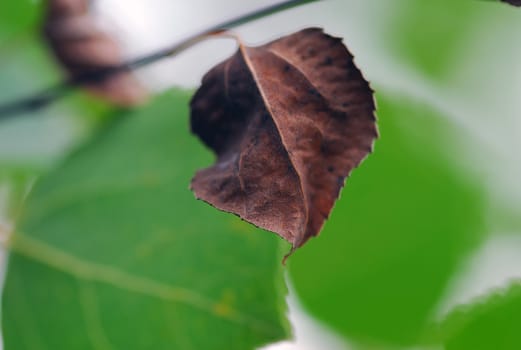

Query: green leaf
[384,0,484,79]
[288,91,486,345]
[440,282,521,350]
[0,0,42,43]
[2,90,290,350]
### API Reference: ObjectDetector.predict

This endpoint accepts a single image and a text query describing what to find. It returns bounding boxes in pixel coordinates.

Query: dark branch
[0,0,322,120]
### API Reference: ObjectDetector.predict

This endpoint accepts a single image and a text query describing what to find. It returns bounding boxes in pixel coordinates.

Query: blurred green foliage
[0,0,42,43]
[441,282,521,350]
[384,0,485,79]
[0,0,112,216]
[289,92,486,346]
[0,1,61,178]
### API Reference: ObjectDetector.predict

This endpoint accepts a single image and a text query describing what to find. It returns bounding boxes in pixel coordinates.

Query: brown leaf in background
[43,0,148,106]
[190,28,377,252]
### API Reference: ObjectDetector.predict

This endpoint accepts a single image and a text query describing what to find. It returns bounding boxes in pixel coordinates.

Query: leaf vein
[9,232,280,337]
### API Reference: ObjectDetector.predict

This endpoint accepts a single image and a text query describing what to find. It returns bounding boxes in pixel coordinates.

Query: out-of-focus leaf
[440,282,521,350]
[384,0,484,79]
[0,0,42,42]
[2,91,290,350]
[288,91,486,345]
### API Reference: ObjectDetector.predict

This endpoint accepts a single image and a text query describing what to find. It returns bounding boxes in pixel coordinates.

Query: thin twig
[0,0,322,120]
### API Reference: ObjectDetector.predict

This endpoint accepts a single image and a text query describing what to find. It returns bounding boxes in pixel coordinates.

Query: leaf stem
[0,0,322,119]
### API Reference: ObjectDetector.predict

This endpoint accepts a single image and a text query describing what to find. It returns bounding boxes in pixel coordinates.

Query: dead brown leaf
[190,28,377,254]
[43,0,148,106]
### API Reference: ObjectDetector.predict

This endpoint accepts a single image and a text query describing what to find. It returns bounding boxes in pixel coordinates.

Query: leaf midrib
[238,44,307,247]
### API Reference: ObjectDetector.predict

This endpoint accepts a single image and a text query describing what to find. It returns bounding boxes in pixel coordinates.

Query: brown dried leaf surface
[190,28,377,250]
[43,0,148,106]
